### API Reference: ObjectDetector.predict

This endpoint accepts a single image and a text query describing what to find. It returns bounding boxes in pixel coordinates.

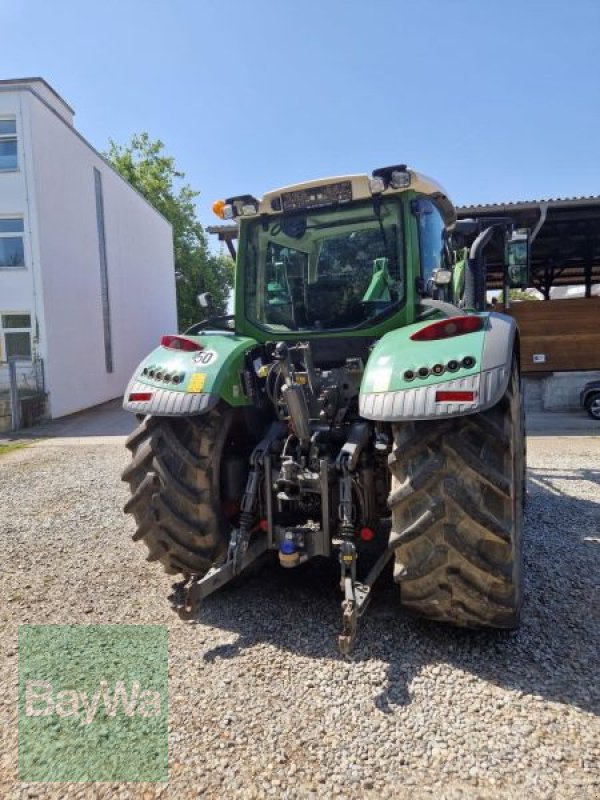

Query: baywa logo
[25,678,162,725]
[18,625,168,783]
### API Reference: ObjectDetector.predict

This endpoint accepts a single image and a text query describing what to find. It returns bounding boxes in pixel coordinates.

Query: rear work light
[160,335,204,352]
[128,392,153,402]
[435,390,476,403]
[410,316,484,341]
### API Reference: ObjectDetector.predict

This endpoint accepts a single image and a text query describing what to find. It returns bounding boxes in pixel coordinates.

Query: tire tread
[122,411,230,576]
[389,361,524,628]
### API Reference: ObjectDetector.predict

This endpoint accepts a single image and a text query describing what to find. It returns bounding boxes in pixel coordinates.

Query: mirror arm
[466,223,512,311]
[530,201,548,244]
[466,226,494,310]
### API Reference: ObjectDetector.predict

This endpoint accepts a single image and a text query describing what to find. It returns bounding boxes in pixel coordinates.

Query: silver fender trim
[359,365,511,422]
[123,379,219,416]
[359,313,518,422]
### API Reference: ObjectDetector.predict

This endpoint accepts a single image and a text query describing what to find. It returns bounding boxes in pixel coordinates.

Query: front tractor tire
[388,360,524,628]
[122,407,255,576]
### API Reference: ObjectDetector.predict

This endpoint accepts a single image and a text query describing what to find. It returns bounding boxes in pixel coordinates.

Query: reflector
[435,390,476,403]
[128,392,153,402]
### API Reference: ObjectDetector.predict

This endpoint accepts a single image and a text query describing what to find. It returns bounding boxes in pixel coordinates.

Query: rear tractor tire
[122,407,257,576]
[388,360,524,628]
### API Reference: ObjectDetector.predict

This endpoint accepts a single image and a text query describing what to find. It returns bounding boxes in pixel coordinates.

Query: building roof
[0,77,171,229]
[458,195,600,215]
[0,77,75,115]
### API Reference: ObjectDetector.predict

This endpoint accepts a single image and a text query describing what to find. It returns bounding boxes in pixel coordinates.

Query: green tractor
[122,166,529,653]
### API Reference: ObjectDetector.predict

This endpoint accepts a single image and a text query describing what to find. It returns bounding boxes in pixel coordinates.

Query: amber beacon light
[212,199,226,219]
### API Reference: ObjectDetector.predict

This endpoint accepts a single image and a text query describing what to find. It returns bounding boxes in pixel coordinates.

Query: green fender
[359,312,518,421]
[123,333,257,416]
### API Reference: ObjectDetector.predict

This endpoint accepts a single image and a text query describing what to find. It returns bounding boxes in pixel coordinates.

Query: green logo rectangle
[18,625,168,782]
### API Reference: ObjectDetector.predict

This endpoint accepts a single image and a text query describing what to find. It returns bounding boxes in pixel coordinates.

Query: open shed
[457,196,600,377]
[457,195,600,298]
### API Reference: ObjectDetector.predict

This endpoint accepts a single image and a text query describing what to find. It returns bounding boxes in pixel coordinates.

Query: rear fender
[123,333,258,416]
[359,312,518,421]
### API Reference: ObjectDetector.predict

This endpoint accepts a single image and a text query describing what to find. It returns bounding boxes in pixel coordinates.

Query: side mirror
[432,268,452,286]
[197,292,214,310]
[506,230,530,288]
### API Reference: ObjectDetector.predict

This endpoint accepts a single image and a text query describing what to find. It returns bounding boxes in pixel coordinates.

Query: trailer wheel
[122,407,258,576]
[388,360,524,628]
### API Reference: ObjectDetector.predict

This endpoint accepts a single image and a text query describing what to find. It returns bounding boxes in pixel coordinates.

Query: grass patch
[0,441,31,458]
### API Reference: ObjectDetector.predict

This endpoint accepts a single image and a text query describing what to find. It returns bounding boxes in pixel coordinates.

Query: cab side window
[414,198,446,288]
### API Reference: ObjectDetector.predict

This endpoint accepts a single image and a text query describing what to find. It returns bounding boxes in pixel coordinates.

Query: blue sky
[2,0,600,231]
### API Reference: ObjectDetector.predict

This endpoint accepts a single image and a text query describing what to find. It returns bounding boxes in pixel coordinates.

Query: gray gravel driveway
[0,429,599,799]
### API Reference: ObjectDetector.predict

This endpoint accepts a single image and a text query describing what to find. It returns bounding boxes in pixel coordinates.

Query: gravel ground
[0,432,599,799]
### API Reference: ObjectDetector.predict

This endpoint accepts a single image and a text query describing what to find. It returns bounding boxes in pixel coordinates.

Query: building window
[1,313,32,360]
[0,119,17,171]
[0,218,25,267]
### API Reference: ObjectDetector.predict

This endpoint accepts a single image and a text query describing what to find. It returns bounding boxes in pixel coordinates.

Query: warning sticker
[187,373,206,393]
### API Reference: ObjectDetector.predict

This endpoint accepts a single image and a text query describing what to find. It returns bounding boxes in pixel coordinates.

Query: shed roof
[458,195,600,215]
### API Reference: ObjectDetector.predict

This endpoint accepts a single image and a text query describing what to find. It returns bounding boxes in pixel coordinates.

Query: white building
[0,77,177,420]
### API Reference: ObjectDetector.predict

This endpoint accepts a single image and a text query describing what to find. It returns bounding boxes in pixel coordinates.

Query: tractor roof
[259,170,457,225]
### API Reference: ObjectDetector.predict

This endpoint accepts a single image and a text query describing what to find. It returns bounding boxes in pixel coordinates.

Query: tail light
[128,392,153,402]
[411,316,484,341]
[435,390,476,403]
[160,335,203,352]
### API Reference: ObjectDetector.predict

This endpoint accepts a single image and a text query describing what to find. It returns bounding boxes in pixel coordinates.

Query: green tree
[105,133,233,331]
[496,289,541,303]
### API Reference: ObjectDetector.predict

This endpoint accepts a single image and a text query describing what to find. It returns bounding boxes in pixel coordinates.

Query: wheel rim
[590,397,600,419]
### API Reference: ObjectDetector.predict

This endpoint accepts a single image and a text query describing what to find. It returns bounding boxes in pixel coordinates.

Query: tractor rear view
[122,166,528,652]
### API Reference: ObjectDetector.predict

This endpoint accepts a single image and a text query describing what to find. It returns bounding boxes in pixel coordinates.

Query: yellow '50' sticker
[187,373,206,393]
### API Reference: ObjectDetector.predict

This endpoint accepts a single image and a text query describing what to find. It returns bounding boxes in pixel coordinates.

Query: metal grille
[0,357,46,431]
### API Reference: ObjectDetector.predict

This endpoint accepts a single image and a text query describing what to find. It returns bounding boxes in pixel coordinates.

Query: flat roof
[0,77,75,115]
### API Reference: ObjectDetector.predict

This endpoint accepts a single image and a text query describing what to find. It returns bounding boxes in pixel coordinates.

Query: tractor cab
[210,166,530,337]
[213,167,457,341]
